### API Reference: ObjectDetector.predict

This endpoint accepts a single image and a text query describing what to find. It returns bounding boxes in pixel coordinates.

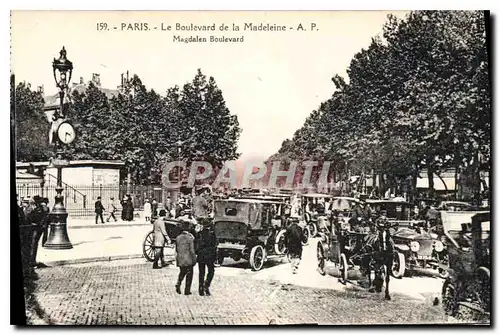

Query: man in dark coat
[284,217,303,274]
[152,210,171,269]
[95,196,105,224]
[175,221,197,295]
[195,218,217,296]
[41,198,50,247]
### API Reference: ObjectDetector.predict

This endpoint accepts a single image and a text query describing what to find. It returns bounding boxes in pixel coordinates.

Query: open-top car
[213,198,297,271]
[364,199,445,278]
[437,201,475,212]
[441,211,490,320]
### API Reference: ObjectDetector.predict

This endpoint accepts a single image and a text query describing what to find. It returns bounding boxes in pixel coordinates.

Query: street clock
[57,121,76,144]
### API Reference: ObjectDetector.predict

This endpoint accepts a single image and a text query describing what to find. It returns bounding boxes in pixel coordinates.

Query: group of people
[152,208,217,296]
[94,194,135,224]
[17,195,51,277]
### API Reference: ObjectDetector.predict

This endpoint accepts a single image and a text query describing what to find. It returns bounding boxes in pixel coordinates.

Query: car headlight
[434,241,444,252]
[410,241,420,252]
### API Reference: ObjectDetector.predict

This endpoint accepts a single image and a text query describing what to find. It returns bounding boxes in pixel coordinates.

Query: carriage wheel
[317,243,326,276]
[391,252,406,279]
[142,231,155,262]
[442,279,458,316]
[339,253,348,284]
[274,230,287,255]
[249,245,266,271]
[308,222,318,237]
[302,227,310,246]
[214,254,224,267]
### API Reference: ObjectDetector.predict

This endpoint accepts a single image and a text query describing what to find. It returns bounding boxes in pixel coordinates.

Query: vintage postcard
[11,10,491,326]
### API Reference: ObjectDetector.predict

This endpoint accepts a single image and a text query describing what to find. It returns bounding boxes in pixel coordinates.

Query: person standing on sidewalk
[152,210,171,269]
[106,197,118,223]
[95,196,105,224]
[41,197,50,247]
[195,218,217,296]
[175,221,196,295]
[284,217,303,275]
[144,199,152,223]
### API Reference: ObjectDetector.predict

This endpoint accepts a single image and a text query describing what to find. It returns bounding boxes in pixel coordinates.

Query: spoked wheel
[391,252,406,279]
[317,243,326,275]
[274,230,287,255]
[308,222,318,237]
[302,227,310,246]
[214,253,224,267]
[339,253,348,284]
[249,245,266,271]
[442,279,458,316]
[142,231,155,262]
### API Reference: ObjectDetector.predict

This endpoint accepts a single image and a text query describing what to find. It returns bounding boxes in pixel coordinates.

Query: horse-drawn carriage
[441,211,490,320]
[301,193,334,237]
[213,198,301,271]
[317,212,405,300]
[142,218,184,261]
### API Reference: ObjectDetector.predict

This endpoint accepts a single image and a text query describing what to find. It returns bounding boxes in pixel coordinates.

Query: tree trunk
[411,165,418,203]
[435,171,448,193]
[426,158,435,198]
[127,170,131,194]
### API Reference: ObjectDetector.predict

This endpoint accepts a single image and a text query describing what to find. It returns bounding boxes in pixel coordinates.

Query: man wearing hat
[195,217,217,296]
[152,210,171,269]
[175,220,197,295]
[284,217,303,274]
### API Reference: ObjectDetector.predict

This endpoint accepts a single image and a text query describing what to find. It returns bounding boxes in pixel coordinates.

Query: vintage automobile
[301,193,334,237]
[364,199,446,278]
[234,194,309,246]
[441,211,490,320]
[437,201,475,212]
[212,198,292,271]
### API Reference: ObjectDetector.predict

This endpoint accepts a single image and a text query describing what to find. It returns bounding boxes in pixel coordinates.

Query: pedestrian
[152,209,171,269]
[144,199,152,223]
[106,197,118,222]
[40,197,51,248]
[151,198,158,218]
[192,189,209,220]
[284,217,303,274]
[121,196,127,221]
[195,218,217,296]
[164,197,172,218]
[95,196,105,224]
[30,196,46,268]
[175,220,196,295]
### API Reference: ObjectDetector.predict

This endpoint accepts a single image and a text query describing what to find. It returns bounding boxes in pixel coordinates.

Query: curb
[43,253,145,267]
[68,223,151,230]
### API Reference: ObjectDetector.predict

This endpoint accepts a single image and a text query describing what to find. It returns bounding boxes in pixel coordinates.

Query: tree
[14,83,51,162]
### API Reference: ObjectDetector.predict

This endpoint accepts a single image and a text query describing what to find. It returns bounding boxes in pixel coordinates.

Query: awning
[417,175,456,191]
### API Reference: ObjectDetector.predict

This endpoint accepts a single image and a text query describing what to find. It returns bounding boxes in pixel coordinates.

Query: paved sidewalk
[37,224,155,266]
[66,214,149,229]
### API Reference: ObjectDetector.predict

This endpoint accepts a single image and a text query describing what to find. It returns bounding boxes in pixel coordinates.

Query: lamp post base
[44,184,73,250]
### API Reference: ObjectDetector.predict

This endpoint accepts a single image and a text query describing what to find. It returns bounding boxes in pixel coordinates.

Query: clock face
[57,122,76,144]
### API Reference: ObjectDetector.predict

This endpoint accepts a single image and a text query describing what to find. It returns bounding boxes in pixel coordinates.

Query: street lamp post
[44,47,75,250]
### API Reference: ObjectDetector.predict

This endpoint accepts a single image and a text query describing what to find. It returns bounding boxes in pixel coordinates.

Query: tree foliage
[14,69,242,185]
[272,11,490,197]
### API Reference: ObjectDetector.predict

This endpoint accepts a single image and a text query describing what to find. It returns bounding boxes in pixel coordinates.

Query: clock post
[44,47,74,250]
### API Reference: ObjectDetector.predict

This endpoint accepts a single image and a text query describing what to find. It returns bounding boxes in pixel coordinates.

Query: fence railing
[16,183,173,217]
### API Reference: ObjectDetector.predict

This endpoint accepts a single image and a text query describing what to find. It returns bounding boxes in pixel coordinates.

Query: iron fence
[16,183,174,217]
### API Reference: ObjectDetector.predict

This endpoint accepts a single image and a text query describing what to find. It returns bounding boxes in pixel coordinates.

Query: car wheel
[214,254,224,267]
[274,229,287,255]
[391,252,406,279]
[442,279,458,316]
[249,245,266,271]
[309,222,318,237]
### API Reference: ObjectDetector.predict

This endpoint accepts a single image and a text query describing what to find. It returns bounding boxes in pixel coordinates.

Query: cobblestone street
[26,259,450,325]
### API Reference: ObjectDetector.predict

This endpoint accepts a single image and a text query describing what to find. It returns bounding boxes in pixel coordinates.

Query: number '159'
[97,23,109,31]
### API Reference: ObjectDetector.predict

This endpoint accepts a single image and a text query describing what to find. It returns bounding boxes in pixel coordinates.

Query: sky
[11,10,410,162]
